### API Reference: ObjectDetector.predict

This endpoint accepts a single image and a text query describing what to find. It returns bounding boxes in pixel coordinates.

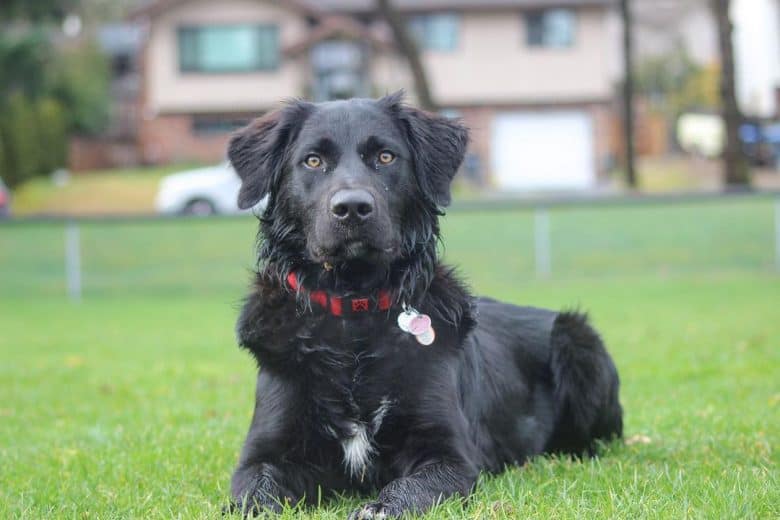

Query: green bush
[35,97,68,174]
[0,132,5,183]
[0,95,68,188]
[0,28,110,189]
[1,29,110,137]
[0,93,40,188]
[0,30,51,100]
[49,43,110,135]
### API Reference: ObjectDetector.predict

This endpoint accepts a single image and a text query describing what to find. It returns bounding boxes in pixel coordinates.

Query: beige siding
[422,8,615,106]
[370,52,415,102]
[145,0,307,115]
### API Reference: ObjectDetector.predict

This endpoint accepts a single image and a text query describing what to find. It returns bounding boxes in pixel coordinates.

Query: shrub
[0,132,6,183]
[49,43,110,135]
[35,97,68,174]
[0,93,40,188]
[0,30,109,189]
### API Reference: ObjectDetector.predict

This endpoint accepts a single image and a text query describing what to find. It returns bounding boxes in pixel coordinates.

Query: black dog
[227,93,622,519]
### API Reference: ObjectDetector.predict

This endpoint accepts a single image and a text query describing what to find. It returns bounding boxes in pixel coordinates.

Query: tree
[376,0,436,111]
[711,0,750,188]
[0,0,78,21]
[0,30,52,99]
[636,49,720,117]
[0,8,109,188]
[49,43,110,135]
[620,0,637,188]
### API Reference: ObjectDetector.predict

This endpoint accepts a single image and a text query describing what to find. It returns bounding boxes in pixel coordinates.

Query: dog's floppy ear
[381,92,469,207]
[228,101,313,209]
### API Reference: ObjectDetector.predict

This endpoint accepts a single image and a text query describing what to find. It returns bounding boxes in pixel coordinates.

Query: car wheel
[182,199,217,216]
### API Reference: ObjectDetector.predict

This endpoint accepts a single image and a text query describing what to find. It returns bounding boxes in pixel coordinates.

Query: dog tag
[415,327,435,346]
[398,304,436,346]
[397,310,415,332]
[408,314,431,336]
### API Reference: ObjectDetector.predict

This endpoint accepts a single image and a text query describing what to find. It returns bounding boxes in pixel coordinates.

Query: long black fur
[226,94,623,518]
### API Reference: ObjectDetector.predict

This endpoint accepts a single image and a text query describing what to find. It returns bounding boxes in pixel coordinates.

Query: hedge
[0,93,67,188]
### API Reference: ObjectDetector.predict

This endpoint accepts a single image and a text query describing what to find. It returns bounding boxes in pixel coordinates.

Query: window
[311,41,368,101]
[526,9,576,48]
[408,13,460,52]
[178,25,279,73]
[438,108,461,120]
[192,114,252,135]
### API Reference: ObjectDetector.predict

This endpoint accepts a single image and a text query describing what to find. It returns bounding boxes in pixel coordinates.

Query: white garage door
[492,111,595,190]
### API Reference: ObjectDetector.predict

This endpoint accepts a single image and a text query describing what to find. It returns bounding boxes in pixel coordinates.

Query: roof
[130,0,615,20]
[284,15,394,56]
[309,0,615,13]
[128,0,318,20]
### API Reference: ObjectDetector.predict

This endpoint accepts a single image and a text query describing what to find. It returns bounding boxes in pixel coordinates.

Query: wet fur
[227,94,623,518]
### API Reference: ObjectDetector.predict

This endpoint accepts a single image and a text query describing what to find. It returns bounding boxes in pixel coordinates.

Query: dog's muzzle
[330,189,375,224]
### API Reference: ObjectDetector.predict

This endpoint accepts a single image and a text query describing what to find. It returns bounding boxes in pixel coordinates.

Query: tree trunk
[376,0,436,111]
[712,0,750,188]
[620,0,637,188]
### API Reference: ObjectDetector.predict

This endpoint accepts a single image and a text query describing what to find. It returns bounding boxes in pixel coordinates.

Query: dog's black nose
[330,189,375,222]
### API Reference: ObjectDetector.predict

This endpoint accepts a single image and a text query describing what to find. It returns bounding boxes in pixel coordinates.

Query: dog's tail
[546,311,623,455]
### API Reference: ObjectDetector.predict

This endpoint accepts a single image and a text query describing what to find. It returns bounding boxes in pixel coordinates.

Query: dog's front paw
[224,495,283,517]
[348,502,398,520]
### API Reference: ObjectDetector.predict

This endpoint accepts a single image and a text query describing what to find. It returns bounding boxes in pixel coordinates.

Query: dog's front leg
[229,461,312,516]
[228,370,313,516]
[348,461,477,519]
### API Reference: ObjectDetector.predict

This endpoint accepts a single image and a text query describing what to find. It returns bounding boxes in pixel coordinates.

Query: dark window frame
[191,114,254,135]
[177,24,280,74]
[408,12,461,52]
[525,8,577,49]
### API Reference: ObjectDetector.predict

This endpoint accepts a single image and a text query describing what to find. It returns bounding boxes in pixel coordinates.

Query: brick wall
[608,101,671,161]
[68,137,139,172]
[138,114,234,165]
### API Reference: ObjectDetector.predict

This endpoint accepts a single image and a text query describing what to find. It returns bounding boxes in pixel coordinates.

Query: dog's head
[229,93,468,287]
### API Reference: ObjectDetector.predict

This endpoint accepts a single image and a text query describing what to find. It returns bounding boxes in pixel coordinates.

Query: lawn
[0,199,778,518]
[8,155,778,218]
[9,163,204,216]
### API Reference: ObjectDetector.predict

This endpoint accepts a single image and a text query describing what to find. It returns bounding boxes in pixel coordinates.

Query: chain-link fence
[1,193,778,300]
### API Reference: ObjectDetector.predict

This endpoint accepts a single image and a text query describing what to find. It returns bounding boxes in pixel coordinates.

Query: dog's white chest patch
[340,397,392,478]
[342,422,375,478]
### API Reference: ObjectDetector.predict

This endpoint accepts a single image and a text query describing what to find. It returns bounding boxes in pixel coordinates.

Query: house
[68,22,146,171]
[635,0,780,119]
[130,0,621,190]
[633,0,718,68]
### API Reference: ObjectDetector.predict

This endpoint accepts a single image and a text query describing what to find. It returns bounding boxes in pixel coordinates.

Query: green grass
[1,199,778,518]
[1,198,777,298]
[5,155,764,218]
[10,163,204,216]
[615,157,721,193]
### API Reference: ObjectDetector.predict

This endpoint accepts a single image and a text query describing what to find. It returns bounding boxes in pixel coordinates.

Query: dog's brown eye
[304,154,323,169]
[378,151,395,165]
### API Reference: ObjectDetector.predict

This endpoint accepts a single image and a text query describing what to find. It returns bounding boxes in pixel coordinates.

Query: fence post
[775,198,780,272]
[534,206,551,278]
[65,220,82,301]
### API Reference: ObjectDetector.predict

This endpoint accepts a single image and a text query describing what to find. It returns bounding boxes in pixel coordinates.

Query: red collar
[286,271,392,317]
